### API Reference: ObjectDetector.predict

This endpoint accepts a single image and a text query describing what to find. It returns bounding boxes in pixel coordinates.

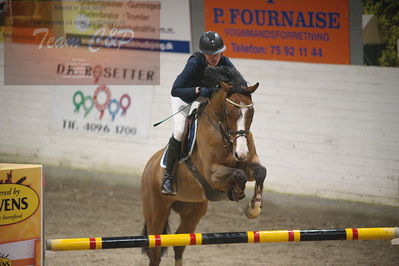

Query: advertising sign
[205,0,350,64]
[0,164,43,266]
[4,1,161,85]
[158,0,191,53]
[54,85,153,138]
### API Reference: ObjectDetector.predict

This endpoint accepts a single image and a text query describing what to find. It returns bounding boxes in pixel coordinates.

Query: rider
[161,31,239,196]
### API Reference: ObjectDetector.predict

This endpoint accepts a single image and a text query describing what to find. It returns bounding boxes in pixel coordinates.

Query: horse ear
[220,81,231,92]
[246,82,259,94]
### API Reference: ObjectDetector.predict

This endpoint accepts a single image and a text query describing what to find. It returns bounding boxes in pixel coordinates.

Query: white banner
[53,85,153,138]
[158,0,191,53]
[4,0,161,85]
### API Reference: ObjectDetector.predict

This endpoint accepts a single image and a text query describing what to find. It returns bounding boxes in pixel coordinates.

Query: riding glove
[199,87,215,98]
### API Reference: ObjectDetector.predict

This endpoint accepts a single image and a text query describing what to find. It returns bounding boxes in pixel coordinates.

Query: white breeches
[171,96,191,141]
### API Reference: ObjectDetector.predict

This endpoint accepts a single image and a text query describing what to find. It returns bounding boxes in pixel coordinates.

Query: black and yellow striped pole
[46,227,399,251]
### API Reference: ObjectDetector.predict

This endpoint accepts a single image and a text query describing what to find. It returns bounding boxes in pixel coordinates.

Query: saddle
[160,107,199,168]
[180,108,199,161]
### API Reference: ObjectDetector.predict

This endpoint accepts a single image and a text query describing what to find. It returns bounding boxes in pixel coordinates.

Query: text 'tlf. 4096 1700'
[62,120,137,136]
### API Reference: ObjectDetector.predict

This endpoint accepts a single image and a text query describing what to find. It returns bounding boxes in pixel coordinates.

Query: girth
[184,158,226,201]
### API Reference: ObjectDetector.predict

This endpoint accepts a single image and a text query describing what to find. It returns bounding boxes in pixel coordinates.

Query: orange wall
[205,0,349,64]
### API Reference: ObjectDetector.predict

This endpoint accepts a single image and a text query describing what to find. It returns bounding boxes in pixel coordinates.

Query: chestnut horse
[141,66,267,266]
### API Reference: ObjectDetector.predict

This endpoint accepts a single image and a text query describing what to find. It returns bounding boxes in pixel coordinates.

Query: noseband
[205,95,254,150]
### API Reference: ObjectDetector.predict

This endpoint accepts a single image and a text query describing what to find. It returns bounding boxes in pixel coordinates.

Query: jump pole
[47,227,399,251]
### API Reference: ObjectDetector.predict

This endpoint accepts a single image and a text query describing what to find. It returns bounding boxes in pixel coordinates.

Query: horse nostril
[234,152,247,161]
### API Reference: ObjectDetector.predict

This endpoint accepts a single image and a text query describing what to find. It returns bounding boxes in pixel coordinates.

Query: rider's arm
[171,58,200,103]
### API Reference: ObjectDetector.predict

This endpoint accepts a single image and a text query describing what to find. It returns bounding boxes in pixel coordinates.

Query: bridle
[205,94,254,150]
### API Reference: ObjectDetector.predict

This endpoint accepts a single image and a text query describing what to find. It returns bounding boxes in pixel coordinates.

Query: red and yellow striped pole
[46,227,399,251]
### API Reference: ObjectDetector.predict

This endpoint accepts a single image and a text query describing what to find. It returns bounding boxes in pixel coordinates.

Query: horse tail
[141,220,170,257]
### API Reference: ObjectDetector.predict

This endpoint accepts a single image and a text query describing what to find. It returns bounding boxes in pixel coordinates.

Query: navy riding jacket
[171,53,236,103]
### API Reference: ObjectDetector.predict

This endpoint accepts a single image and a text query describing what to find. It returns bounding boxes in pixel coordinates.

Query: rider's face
[204,53,222,67]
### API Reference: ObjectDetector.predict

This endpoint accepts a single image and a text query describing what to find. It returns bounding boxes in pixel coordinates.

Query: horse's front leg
[209,164,247,201]
[244,159,267,219]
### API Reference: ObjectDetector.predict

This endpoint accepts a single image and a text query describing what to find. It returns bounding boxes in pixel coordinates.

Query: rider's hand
[199,87,214,98]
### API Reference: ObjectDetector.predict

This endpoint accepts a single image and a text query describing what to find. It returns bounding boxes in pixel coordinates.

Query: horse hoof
[244,202,261,219]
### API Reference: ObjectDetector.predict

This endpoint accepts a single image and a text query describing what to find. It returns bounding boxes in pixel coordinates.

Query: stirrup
[161,175,177,196]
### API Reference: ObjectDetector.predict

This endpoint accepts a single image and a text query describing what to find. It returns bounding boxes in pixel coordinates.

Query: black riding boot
[161,136,181,196]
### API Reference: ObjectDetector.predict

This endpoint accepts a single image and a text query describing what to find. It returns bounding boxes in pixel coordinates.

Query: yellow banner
[0,164,43,266]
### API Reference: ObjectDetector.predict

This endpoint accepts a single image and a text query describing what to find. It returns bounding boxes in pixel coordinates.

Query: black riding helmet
[199,31,226,54]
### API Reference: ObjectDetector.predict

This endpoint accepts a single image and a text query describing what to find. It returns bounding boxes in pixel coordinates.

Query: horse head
[203,66,259,162]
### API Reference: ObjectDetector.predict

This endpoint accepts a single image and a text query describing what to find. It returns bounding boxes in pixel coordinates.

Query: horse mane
[202,66,250,96]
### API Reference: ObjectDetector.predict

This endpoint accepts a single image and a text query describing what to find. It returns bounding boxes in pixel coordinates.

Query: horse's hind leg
[143,199,173,266]
[172,201,208,266]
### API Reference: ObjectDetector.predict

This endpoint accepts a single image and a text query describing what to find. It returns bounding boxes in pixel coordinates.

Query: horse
[140,65,267,266]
